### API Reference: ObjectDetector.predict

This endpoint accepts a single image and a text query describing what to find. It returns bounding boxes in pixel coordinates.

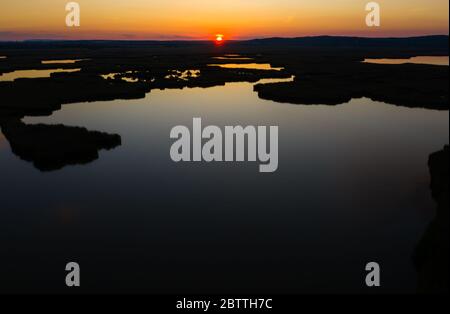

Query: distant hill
[0,35,448,55]
[243,35,449,48]
[2,35,447,47]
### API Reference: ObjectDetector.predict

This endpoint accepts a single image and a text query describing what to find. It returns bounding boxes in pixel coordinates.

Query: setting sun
[215,34,224,42]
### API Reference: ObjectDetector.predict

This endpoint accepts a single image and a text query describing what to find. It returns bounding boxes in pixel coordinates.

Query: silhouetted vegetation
[414,146,449,293]
[0,119,121,171]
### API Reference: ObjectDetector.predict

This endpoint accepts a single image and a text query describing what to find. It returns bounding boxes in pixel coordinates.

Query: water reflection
[101,71,139,83]
[364,56,449,66]
[41,59,88,64]
[256,76,295,84]
[1,76,448,293]
[208,63,284,71]
[101,73,119,80]
[165,69,201,80]
[0,68,81,81]
[212,57,254,60]
[0,132,6,149]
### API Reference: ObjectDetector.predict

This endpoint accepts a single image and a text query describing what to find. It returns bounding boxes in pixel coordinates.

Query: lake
[0,70,448,293]
[0,68,81,82]
[363,56,449,66]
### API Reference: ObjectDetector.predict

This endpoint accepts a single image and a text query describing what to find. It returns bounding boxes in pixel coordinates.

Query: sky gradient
[0,0,448,41]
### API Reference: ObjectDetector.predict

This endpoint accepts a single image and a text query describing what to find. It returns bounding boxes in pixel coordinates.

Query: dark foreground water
[0,78,448,293]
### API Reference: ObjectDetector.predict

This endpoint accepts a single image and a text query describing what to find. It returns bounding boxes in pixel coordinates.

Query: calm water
[0,77,448,293]
[102,71,140,82]
[41,59,88,64]
[208,63,284,70]
[212,57,254,60]
[363,56,449,66]
[0,68,81,81]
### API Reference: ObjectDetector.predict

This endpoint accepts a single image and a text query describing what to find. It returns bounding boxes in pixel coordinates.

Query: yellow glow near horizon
[0,0,448,40]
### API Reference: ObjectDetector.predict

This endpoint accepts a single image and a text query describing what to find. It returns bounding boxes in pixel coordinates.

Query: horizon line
[1,34,449,43]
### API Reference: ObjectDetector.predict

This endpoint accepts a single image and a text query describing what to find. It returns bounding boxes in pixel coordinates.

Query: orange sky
[0,0,448,40]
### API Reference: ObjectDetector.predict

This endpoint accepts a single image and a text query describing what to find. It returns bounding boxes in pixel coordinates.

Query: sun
[215,34,224,43]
